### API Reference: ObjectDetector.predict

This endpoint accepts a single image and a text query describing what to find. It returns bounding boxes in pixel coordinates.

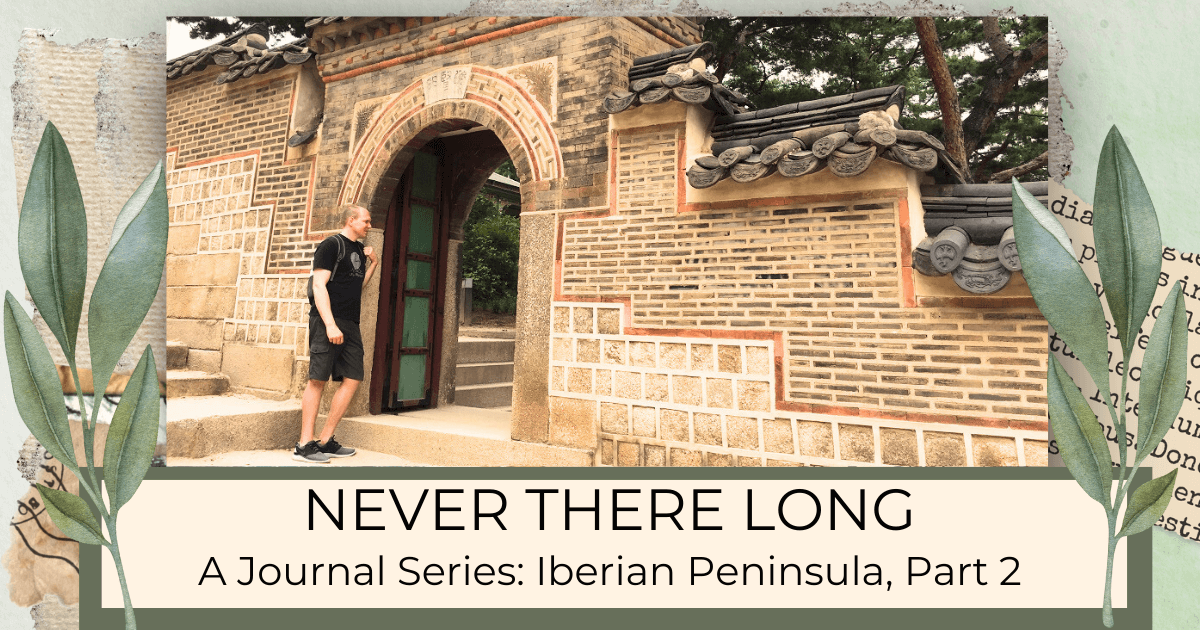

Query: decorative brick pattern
[166,68,315,274]
[561,127,1047,426]
[224,275,311,357]
[557,301,1045,468]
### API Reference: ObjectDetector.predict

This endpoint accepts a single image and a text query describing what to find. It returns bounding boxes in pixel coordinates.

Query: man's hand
[326,322,345,345]
[361,246,380,286]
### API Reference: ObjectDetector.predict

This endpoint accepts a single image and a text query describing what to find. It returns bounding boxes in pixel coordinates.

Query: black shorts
[308,316,364,382]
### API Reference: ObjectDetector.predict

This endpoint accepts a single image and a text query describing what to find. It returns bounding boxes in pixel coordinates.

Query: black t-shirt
[310,234,367,323]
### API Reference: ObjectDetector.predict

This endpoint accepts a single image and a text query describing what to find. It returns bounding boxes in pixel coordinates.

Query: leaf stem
[67,361,108,518]
[1103,510,1117,628]
[103,513,136,629]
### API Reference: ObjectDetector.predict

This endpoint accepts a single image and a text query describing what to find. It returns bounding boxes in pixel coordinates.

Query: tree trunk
[915,17,970,182]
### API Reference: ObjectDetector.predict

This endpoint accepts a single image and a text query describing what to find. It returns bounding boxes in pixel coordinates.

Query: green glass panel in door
[396,354,425,401]
[401,296,429,348]
[409,203,434,255]
[412,152,437,201]
[405,260,431,291]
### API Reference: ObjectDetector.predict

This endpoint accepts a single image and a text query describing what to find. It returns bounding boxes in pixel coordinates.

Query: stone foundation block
[549,396,597,449]
[220,343,295,392]
[840,424,874,463]
[880,428,919,466]
[924,431,967,466]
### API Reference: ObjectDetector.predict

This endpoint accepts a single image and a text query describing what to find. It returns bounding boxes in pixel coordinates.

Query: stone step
[455,361,514,386]
[455,382,513,408]
[167,370,229,398]
[167,395,301,458]
[457,338,514,364]
[167,341,188,370]
[459,327,515,340]
[166,399,592,467]
[332,407,592,467]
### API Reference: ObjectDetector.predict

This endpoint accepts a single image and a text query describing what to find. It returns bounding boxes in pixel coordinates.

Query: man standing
[294,204,379,463]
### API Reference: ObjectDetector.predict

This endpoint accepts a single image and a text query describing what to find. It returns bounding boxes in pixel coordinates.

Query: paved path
[167,448,430,467]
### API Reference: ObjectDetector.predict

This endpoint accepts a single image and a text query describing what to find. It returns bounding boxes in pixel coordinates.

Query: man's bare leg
[299,379,327,445]
[317,378,360,444]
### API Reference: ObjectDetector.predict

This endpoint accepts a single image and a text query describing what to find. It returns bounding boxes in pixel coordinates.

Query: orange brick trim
[897,196,916,307]
[323,17,579,83]
[168,148,261,170]
[775,400,1047,432]
[915,296,1040,309]
[608,129,618,215]
[679,187,910,213]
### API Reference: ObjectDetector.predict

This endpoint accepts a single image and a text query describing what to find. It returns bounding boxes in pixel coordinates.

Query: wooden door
[372,147,449,411]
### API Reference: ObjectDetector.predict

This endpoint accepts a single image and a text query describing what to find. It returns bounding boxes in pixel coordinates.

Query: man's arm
[361,246,380,287]
[311,268,344,345]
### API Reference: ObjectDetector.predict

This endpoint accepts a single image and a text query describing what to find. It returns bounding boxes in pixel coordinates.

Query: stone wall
[165,17,695,402]
[543,95,1050,467]
[166,64,314,392]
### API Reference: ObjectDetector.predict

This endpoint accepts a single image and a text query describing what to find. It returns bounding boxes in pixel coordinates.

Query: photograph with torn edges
[164,16,1049,468]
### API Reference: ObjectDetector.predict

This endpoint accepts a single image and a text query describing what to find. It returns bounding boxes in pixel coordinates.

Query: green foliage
[1012,183,1112,404]
[703,17,1048,182]
[3,122,168,629]
[1047,355,1112,506]
[1118,469,1178,538]
[3,292,78,475]
[103,347,160,514]
[1011,126,1181,627]
[1093,129,1162,361]
[462,185,521,314]
[89,162,168,398]
[170,17,306,42]
[18,123,87,360]
[35,485,107,547]
[1135,282,1189,468]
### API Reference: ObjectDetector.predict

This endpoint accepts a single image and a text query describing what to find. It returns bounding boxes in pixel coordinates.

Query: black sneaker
[293,440,331,463]
[318,436,356,458]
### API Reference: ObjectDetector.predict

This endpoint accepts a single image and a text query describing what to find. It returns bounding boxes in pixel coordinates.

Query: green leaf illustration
[1012,181,1112,403]
[103,346,160,514]
[1048,354,1113,506]
[88,162,168,395]
[3,292,78,474]
[17,122,87,361]
[1093,127,1162,361]
[1134,281,1188,468]
[1118,469,1178,538]
[35,483,107,546]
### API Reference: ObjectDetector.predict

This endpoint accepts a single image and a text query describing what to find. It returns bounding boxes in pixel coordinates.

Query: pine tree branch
[985,151,1049,183]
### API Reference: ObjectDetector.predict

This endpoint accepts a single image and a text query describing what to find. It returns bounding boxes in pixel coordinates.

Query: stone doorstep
[454,382,514,409]
[166,398,591,467]
[333,406,592,467]
[457,338,515,364]
[166,370,229,398]
[454,361,515,386]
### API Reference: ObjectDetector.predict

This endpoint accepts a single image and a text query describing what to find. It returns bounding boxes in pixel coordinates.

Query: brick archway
[337,65,563,217]
[335,66,563,439]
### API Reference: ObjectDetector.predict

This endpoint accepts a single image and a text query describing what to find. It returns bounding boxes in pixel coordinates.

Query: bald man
[294,204,378,463]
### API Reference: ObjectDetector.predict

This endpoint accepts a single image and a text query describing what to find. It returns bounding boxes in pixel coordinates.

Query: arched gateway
[334,67,563,418]
[165,17,1050,467]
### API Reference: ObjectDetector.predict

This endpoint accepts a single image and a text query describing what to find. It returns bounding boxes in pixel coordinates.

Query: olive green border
[80,467,1152,629]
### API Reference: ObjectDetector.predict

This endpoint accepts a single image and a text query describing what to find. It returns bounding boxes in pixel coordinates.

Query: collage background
[2,0,1199,627]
